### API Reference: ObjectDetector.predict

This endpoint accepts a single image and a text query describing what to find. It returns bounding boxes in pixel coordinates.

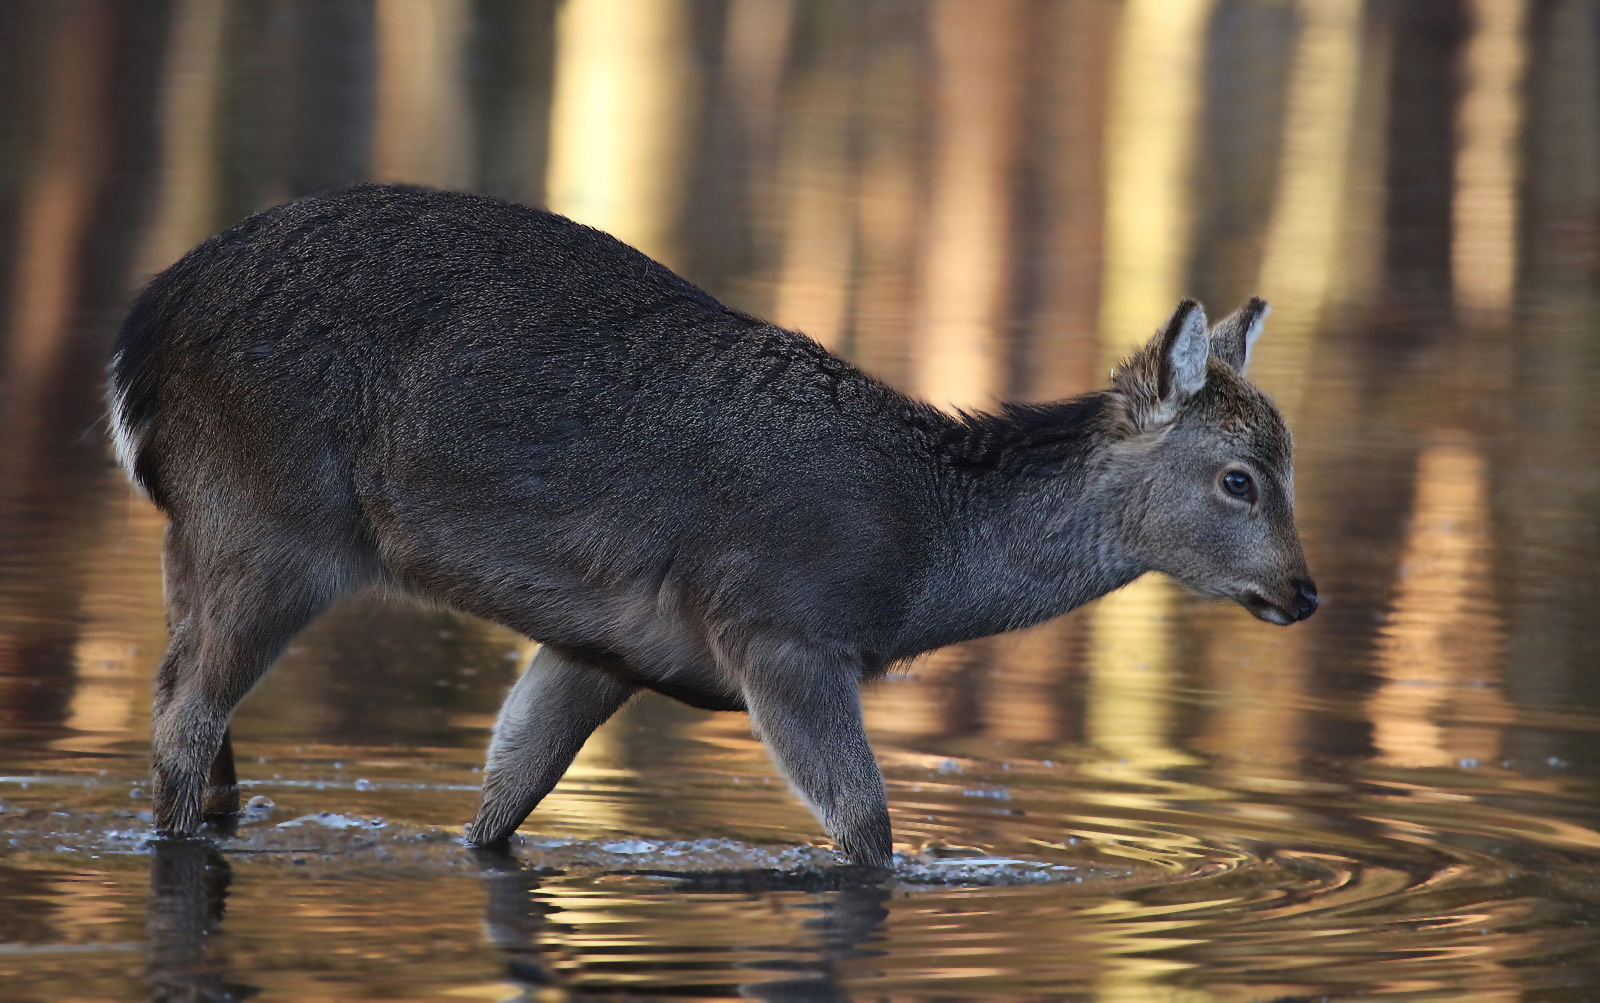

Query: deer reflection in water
[145,841,254,1002]
[143,840,891,1003]
[474,850,891,1001]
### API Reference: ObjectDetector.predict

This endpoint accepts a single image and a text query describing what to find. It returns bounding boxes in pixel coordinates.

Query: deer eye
[1222,470,1255,500]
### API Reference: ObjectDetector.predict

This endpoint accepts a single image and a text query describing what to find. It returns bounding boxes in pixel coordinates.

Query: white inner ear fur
[1169,307,1209,398]
[1240,302,1270,372]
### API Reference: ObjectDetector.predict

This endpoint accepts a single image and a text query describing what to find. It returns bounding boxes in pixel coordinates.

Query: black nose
[1293,579,1319,621]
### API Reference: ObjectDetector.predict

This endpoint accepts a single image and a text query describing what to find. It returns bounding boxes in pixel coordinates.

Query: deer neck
[894,396,1146,656]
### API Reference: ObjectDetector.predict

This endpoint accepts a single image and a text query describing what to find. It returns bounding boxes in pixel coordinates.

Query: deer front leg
[470,645,635,848]
[740,648,893,868]
[202,726,240,831]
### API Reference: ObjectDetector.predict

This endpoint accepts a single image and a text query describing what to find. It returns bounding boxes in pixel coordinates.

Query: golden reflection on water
[982,621,1075,744]
[3,1,1600,997]
[132,0,225,281]
[4,5,111,412]
[849,45,923,385]
[912,0,1025,410]
[768,2,851,352]
[1452,0,1527,325]
[372,0,473,191]
[1252,0,1363,425]
[546,0,695,264]
[58,479,165,757]
[1372,436,1506,768]
[1097,0,1210,366]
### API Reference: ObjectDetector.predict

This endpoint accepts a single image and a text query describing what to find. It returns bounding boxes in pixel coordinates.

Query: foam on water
[0,803,1120,887]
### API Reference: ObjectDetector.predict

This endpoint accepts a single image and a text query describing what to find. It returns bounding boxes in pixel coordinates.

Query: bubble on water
[129,787,147,799]
[278,812,382,830]
[1459,757,1480,769]
[354,778,372,791]
[963,787,1011,801]
[938,759,962,774]
[897,854,1079,887]
[1548,756,1568,768]
[601,839,658,854]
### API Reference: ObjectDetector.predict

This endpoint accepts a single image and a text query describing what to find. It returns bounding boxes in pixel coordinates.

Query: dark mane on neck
[932,393,1117,476]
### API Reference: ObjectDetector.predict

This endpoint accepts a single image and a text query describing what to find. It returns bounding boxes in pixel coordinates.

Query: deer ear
[1209,297,1269,372]
[1110,299,1210,432]
[1156,298,1209,403]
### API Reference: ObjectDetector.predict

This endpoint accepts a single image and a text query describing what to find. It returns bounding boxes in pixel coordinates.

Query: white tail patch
[108,351,150,498]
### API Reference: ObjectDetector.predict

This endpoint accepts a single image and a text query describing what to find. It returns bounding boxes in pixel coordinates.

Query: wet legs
[470,645,635,846]
[741,653,892,868]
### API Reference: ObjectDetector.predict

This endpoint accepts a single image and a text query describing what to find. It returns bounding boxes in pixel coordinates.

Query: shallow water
[4,1,1600,999]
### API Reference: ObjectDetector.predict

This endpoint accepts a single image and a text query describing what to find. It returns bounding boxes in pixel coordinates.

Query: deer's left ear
[1157,298,1210,404]
[1209,297,1269,372]
[1110,299,1211,432]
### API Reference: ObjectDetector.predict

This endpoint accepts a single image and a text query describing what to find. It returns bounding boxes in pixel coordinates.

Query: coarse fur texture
[109,184,1315,867]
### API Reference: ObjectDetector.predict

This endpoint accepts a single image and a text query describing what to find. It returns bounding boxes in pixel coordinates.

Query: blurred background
[1,0,1599,998]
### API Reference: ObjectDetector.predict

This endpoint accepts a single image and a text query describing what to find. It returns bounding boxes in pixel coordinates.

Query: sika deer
[108,184,1315,867]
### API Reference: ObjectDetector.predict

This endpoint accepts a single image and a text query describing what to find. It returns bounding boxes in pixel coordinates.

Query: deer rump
[110,183,1312,868]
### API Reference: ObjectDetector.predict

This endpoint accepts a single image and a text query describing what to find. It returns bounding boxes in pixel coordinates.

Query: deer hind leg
[739,645,893,868]
[470,645,636,847]
[158,529,246,825]
[151,522,348,835]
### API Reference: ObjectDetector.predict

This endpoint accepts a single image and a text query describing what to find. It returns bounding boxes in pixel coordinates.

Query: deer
[108,183,1316,868]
